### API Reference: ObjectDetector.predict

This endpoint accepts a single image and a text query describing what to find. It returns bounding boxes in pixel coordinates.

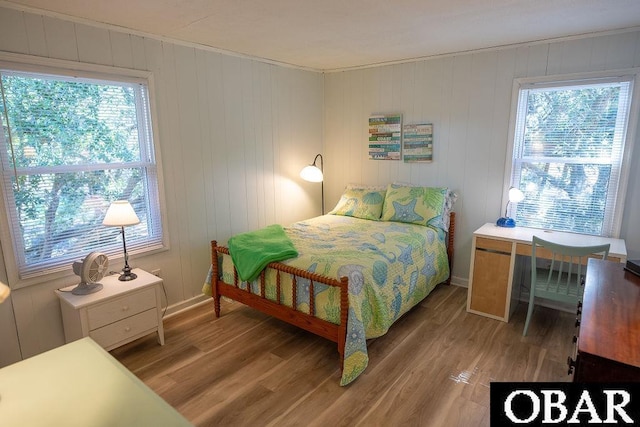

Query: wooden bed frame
[210,212,456,373]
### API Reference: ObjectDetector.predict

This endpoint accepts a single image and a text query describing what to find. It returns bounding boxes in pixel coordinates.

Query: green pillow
[381,184,450,230]
[329,187,386,220]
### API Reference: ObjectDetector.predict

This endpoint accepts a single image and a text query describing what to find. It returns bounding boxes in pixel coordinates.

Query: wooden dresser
[570,259,640,381]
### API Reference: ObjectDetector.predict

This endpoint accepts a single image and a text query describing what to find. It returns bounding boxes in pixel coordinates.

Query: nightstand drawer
[90,308,158,349]
[87,287,156,330]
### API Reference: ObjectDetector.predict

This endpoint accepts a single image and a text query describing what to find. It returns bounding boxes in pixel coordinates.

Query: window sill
[9,245,169,291]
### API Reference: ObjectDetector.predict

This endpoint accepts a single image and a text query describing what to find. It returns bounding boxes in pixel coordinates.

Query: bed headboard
[446,211,456,285]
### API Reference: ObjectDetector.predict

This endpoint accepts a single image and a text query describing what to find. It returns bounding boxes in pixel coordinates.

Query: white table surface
[0,337,191,427]
[474,223,627,261]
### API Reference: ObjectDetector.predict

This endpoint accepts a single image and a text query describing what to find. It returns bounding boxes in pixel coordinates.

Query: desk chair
[523,236,610,336]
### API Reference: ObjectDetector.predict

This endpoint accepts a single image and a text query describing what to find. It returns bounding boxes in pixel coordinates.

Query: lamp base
[118,266,137,281]
[496,217,516,228]
[119,272,137,281]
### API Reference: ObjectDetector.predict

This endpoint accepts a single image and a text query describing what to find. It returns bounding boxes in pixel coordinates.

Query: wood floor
[111,285,575,426]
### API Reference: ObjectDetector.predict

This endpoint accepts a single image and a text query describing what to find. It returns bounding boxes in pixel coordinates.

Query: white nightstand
[56,268,165,351]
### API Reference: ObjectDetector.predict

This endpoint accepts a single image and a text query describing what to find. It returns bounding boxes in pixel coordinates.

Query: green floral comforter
[203,215,450,385]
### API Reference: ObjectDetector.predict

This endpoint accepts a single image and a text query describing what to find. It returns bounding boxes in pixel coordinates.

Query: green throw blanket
[228,224,298,282]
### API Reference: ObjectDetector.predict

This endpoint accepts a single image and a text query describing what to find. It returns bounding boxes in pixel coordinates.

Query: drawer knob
[124,326,131,332]
[575,318,580,328]
[122,305,129,311]
[577,301,582,309]
[567,356,576,375]
[572,335,577,343]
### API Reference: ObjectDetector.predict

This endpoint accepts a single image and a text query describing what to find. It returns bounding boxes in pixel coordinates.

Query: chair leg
[523,295,535,336]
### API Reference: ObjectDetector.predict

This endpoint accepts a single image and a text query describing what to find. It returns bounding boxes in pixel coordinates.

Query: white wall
[0,6,324,364]
[323,31,640,285]
[0,240,20,365]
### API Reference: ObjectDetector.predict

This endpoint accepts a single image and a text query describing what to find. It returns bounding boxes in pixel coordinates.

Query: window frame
[503,69,640,238]
[0,53,168,289]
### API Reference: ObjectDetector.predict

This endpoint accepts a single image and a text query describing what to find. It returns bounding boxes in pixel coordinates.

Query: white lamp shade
[0,282,10,304]
[508,187,525,203]
[300,165,323,183]
[103,201,141,227]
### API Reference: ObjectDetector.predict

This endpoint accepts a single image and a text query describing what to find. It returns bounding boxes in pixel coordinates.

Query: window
[0,62,164,282]
[506,73,637,237]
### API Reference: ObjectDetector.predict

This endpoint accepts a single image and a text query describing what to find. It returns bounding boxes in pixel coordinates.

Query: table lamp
[0,280,7,403]
[496,187,524,228]
[0,281,9,304]
[103,200,140,281]
[300,153,324,215]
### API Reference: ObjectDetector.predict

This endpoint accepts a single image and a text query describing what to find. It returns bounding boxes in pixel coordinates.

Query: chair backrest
[531,236,610,301]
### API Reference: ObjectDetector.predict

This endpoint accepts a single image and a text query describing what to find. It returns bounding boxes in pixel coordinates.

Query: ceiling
[4,0,640,71]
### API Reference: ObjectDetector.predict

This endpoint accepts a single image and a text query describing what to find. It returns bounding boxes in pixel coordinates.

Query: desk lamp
[103,200,140,281]
[300,153,324,215]
[497,187,524,228]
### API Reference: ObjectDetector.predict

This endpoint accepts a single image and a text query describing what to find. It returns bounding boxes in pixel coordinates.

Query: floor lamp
[103,200,140,281]
[300,153,324,215]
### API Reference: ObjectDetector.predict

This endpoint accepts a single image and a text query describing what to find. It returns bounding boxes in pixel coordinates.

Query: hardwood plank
[113,286,575,426]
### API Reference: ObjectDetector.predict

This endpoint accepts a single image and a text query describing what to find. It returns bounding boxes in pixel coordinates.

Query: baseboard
[162,293,211,319]
[450,275,468,288]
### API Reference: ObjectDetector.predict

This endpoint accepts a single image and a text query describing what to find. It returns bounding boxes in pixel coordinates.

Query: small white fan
[71,252,109,295]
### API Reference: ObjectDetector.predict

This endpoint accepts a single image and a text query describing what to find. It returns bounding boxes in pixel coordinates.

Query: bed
[203,184,456,385]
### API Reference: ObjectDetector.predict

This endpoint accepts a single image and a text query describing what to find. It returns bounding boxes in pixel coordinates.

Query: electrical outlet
[151,269,161,278]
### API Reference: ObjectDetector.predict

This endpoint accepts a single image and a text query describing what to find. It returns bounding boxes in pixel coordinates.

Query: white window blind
[508,76,634,236]
[0,67,164,279]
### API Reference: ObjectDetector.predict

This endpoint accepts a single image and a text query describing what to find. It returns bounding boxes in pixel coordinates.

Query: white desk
[0,337,191,427]
[467,223,627,322]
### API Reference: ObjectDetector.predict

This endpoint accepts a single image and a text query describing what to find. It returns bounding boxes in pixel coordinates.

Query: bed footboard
[210,241,349,368]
